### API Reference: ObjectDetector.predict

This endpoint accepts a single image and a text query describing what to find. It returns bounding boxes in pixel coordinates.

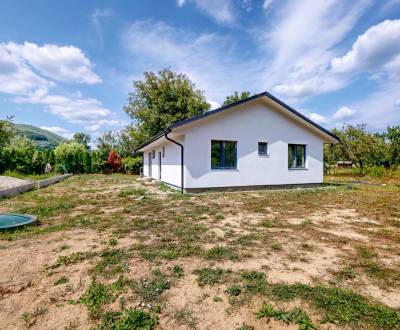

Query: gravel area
[0,176,31,189]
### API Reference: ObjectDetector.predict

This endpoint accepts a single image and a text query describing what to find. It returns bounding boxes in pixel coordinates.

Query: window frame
[258,142,268,156]
[152,150,155,159]
[211,140,237,170]
[288,144,307,169]
[162,146,165,158]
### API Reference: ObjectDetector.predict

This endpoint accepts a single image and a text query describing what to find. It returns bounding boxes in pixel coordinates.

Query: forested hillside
[15,124,66,149]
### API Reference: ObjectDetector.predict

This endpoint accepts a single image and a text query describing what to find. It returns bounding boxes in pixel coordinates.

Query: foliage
[386,126,400,165]
[121,156,142,174]
[222,91,251,106]
[98,308,157,330]
[54,142,90,173]
[256,304,316,330]
[193,268,228,286]
[80,279,114,319]
[1,136,36,174]
[270,283,400,328]
[324,124,400,171]
[204,245,238,261]
[0,117,14,148]
[107,151,122,173]
[124,68,210,145]
[73,132,91,150]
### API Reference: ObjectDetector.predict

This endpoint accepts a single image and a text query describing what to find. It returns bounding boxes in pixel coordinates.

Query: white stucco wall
[142,136,183,188]
[183,100,324,189]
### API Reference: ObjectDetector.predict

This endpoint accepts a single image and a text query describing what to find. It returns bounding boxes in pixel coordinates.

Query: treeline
[324,124,400,173]
[0,123,142,175]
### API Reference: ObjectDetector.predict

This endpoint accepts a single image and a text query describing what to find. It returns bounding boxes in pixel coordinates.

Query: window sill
[259,154,270,157]
[288,167,308,170]
[211,167,238,171]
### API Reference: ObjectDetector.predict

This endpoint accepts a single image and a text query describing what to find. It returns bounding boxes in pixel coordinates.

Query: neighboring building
[135,91,339,192]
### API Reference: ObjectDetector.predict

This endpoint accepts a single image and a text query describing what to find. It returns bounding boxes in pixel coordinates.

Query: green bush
[54,142,88,173]
[363,166,386,177]
[121,156,142,174]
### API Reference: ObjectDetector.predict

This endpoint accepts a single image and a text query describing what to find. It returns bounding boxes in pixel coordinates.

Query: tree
[0,117,14,148]
[222,91,251,106]
[54,142,87,173]
[73,132,91,150]
[107,151,122,173]
[386,126,400,165]
[124,69,210,145]
[327,124,389,171]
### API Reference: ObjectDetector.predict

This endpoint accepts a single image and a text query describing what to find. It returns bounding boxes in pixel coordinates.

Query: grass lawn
[2,170,59,181]
[0,173,399,329]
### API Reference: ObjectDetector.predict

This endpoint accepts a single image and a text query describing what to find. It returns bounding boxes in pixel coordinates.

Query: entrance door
[158,152,162,180]
[148,152,152,177]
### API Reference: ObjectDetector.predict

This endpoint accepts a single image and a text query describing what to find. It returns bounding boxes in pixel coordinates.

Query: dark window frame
[288,144,306,169]
[162,146,165,158]
[211,140,237,169]
[258,142,268,156]
[152,150,155,159]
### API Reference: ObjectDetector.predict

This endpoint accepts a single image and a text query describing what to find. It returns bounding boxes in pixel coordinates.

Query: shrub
[54,142,87,173]
[107,151,122,173]
[121,156,142,174]
[363,166,386,177]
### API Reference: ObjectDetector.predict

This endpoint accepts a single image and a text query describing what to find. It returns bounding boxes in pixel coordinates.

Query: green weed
[54,276,69,286]
[204,245,238,261]
[97,308,157,330]
[193,268,229,286]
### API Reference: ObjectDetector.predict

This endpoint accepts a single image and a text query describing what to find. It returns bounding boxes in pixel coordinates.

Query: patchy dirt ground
[0,174,399,329]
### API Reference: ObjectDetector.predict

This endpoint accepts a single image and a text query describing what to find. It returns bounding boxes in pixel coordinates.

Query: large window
[211,140,237,169]
[288,144,306,169]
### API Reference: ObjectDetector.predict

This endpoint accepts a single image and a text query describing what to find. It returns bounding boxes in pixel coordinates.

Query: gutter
[164,131,184,194]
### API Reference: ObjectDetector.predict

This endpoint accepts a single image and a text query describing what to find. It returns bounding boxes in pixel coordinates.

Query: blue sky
[0,0,399,140]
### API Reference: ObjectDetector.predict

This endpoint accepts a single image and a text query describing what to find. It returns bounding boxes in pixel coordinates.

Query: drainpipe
[165,131,184,194]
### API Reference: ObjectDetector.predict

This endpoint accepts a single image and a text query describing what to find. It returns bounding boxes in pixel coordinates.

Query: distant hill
[14,124,67,150]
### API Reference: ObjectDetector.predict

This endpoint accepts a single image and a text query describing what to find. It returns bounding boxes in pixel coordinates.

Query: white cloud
[332,83,400,129]
[91,8,114,45]
[333,106,356,120]
[308,112,327,124]
[0,44,51,95]
[261,0,370,101]
[331,19,400,77]
[0,41,117,132]
[15,90,112,128]
[7,42,101,84]
[208,100,221,109]
[122,20,261,102]
[177,0,235,24]
[40,126,73,139]
[0,41,101,95]
[262,0,274,11]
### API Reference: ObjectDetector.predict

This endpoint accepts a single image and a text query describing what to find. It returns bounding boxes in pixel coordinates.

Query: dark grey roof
[135,91,339,151]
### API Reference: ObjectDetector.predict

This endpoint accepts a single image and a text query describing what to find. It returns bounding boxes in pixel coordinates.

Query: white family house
[136,91,339,193]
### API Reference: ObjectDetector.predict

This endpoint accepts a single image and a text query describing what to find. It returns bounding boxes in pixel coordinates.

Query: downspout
[165,131,184,194]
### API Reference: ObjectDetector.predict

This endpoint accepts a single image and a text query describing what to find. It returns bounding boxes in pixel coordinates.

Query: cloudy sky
[0,0,400,139]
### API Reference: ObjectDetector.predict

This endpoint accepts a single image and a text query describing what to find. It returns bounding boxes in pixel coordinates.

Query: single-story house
[135,91,339,193]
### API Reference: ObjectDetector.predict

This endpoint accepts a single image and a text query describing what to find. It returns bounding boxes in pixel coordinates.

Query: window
[162,146,165,158]
[211,140,237,169]
[152,150,155,159]
[288,144,306,169]
[258,142,268,156]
